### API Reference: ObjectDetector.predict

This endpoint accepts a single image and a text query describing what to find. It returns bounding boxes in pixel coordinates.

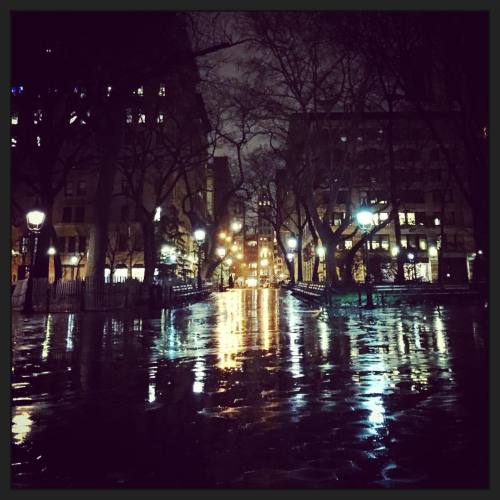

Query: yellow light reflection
[260,288,270,350]
[434,314,448,353]
[216,291,244,370]
[12,406,33,445]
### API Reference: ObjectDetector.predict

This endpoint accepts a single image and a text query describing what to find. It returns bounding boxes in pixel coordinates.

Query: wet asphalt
[11,288,488,488]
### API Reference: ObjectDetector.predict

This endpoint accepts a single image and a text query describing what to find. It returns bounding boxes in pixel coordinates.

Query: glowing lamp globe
[194,228,206,244]
[26,210,46,232]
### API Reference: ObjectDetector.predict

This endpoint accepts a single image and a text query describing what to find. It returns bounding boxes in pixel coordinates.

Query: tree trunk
[142,219,156,286]
[86,100,124,283]
[386,105,405,283]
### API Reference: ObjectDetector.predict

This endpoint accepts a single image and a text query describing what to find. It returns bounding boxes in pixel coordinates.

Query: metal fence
[12,278,215,313]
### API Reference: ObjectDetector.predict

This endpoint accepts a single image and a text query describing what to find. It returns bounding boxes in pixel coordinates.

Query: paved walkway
[11,289,488,487]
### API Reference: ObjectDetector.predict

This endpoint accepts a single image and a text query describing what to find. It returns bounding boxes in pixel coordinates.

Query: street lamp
[193,228,206,290]
[216,246,226,291]
[231,220,242,233]
[23,209,46,313]
[356,204,375,308]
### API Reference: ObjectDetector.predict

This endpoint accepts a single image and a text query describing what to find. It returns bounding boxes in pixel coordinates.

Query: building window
[158,84,166,96]
[76,180,86,196]
[36,136,41,147]
[444,211,455,225]
[65,181,74,196]
[126,108,133,124]
[106,85,112,97]
[380,235,390,250]
[11,137,17,148]
[67,236,76,253]
[359,190,368,204]
[344,239,353,250]
[135,86,144,96]
[157,112,164,123]
[62,207,72,223]
[406,212,416,225]
[74,207,85,223]
[398,212,406,226]
[400,236,407,248]
[58,237,66,253]
[333,212,344,225]
[415,212,426,226]
[370,238,380,250]
[138,112,146,124]
[418,236,427,251]
[121,205,130,222]
[11,113,18,125]
[118,233,128,252]
[78,236,87,253]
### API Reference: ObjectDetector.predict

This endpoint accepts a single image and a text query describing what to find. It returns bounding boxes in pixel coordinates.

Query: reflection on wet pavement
[11,289,488,488]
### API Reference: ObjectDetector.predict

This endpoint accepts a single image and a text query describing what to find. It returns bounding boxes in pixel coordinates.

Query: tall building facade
[11,13,211,283]
[281,111,477,284]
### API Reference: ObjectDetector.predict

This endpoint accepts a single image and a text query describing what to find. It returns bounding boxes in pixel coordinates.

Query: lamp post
[193,228,206,290]
[216,246,226,291]
[356,204,375,309]
[23,209,46,313]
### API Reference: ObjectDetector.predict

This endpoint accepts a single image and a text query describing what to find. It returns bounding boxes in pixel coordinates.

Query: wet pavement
[12,289,488,488]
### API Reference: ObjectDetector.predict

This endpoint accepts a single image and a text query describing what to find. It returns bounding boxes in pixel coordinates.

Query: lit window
[11,137,17,148]
[379,212,388,222]
[345,239,353,249]
[45,48,52,53]
[398,212,406,225]
[381,235,390,250]
[157,112,164,123]
[406,212,416,225]
[419,238,427,251]
[11,114,18,125]
[371,238,380,250]
[106,85,112,97]
[36,136,41,147]
[159,84,166,96]
[434,217,441,226]
[136,86,144,96]
[340,136,347,143]
[80,88,86,98]
[401,236,408,248]
[138,113,146,124]
[69,111,77,124]
[126,108,133,124]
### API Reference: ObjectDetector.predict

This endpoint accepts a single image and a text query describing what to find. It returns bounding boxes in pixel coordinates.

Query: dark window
[428,169,442,182]
[133,234,143,251]
[332,149,344,162]
[62,207,72,223]
[333,212,344,225]
[122,180,130,194]
[445,190,453,202]
[67,236,76,253]
[118,233,128,252]
[76,180,86,196]
[415,212,426,225]
[121,205,130,222]
[78,236,86,253]
[58,237,66,253]
[395,148,420,162]
[74,207,85,222]
[357,148,384,164]
[65,181,73,196]
[337,190,348,204]
[444,212,455,225]
[401,190,425,203]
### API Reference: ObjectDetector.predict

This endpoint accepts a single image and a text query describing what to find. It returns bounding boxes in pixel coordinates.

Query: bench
[291,281,328,304]
[168,283,214,307]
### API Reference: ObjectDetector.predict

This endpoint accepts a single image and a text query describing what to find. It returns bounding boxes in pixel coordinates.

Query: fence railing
[11,278,215,313]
